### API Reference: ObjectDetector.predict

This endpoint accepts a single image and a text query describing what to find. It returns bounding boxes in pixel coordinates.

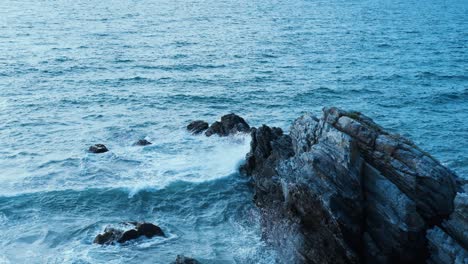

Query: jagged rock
[93,227,122,245]
[427,185,468,264]
[136,222,165,238]
[205,113,250,137]
[134,139,152,146]
[427,226,467,264]
[172,255,200,264]
[187,120,209,134]
[241,107,460,264]
[94,222,165,245]
[88,144,109,153]
[443,185,468,249]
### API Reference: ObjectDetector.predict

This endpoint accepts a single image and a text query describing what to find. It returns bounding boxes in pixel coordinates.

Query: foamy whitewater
[0,0,467,263]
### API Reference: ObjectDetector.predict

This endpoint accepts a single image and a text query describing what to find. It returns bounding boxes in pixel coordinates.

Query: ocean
[0,0,467,263]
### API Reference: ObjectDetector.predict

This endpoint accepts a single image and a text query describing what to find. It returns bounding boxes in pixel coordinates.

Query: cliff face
[241,107,466,264]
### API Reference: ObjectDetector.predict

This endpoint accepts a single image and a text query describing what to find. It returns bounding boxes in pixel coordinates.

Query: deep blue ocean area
[0,0,467,263]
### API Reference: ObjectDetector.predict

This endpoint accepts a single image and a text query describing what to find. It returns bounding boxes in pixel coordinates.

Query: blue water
[0,0,467,263]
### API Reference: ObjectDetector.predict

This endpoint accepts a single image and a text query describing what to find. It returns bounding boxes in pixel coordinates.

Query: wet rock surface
[205,113,250,137]
[88,144,109,153]
[134,139,152,146]
[187,120,209,135]
[187,114,251,137]
[241,107,464,264]
[94,222,165,245]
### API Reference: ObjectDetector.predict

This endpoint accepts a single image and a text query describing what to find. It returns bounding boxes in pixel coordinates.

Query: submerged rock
[205,113,250,137]
[187,120,209,134]
[241,107,461,264]
[88,144,109,153]
[134,139,152,146]
[94,222,165,245]
[172,255,200,264]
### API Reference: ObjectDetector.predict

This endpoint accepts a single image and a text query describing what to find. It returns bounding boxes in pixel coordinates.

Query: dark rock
[136,222,165,238]
[241,107,460,264]
[134,139,152,146]
[93,227,122,245]
[117,229,139,243]
[94,222,165,245]
[89,144,108,153]
[205,113,250,137]
[172,255,200,264]
[187,120,209,135]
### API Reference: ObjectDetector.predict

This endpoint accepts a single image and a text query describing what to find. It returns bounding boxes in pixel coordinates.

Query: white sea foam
[0,132,251,197]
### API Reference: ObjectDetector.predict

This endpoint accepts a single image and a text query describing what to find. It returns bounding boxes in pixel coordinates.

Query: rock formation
[205,113,250,137]
[94,222,165,245]
[134,139,152,146]
[187,120,209,135]
[187,114,251,137]
[88,144,109,153]
[241,107,465,264]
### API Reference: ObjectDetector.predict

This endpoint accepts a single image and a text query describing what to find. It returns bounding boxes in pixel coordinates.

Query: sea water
[0,0,467,263]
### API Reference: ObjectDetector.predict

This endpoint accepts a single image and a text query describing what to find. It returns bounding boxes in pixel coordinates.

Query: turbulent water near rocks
[0,0,467,263]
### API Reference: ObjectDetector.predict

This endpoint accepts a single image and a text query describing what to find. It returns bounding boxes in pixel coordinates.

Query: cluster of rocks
[94,222,201,262]
[93,222,165,245]
[240,107,467,264]
[88,139,152,154]
[187,113,251,136]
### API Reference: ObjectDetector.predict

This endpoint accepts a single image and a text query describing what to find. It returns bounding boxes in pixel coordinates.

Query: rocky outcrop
[241,107,463,264]
[89,144,109,153]
[134,139,152,146]
[427,185,467,264]
[205,114,250,137]
[94,222,165,245]
[187,114,251,137]
[187,120,209,135]
[172,255,201,264]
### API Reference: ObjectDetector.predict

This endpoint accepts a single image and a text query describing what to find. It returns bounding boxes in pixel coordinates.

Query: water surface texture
[0,0,467,263]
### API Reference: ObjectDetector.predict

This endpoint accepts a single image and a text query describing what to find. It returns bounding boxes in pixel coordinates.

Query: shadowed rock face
[93,222,165,245]
[241,107,463,264]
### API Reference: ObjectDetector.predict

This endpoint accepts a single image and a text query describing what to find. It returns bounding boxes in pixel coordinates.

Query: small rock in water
[93,222,165,245]
[136,222,165,238]
[187,120,209,134]
[205,113,250,137]
[134,139,152,146]
[88,144,109,153]
[172,255,201,264]
[93,227,122,245]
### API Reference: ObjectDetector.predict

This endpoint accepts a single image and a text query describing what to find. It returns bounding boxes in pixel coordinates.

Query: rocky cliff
[241,107,466,264]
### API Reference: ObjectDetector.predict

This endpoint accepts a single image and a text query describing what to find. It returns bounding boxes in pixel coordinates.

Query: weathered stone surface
[94,222,165,245]
[134,139,152,146]
[205,113,250,137]
[89,144,109,153]
[443,185,468,249]
[427,226,467,264]
[187,120,209,135]
[241,107,461,264]
[172,255,201,264]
